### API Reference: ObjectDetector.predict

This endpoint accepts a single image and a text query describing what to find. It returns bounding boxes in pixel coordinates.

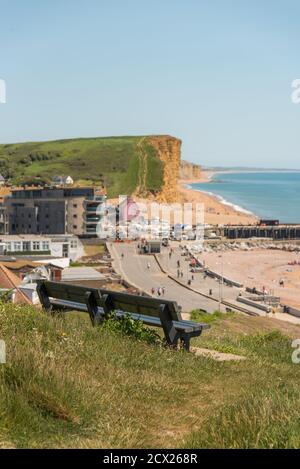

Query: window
[73,204,77,208]
[73,214,77,218]
[73,225,77,229]
[14,242,22,252]
[32,241,40,251]
[6,242,11,252]
[70,240,77,249]
[22,241,30,251]
[42,241,50,251]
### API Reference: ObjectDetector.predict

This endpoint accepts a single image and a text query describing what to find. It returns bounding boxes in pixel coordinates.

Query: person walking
[151,287,155,295]
[177,269,180,278]
[147,262,151,270]
[162,286,165,296]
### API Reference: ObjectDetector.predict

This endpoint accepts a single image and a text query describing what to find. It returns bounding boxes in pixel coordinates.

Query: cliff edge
[179,160,202,180]
[145,135,182,202]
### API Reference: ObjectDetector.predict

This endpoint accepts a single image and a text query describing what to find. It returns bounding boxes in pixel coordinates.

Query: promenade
[108,242,220,314]
[107,241,300,325]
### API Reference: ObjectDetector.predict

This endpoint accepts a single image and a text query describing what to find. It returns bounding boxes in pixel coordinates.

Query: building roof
[52,175,73,182]
[62,267,105,281]
[0,186,12,203]
[0,263,22,289]
[0,235,51,242]
[0,234,78,242]
[14,289,32,305]
[0,263,31,304]
[2,260,40,271]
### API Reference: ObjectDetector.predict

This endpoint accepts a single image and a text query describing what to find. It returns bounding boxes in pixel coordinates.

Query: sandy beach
[178,170,258,226]
[200,249,300,310]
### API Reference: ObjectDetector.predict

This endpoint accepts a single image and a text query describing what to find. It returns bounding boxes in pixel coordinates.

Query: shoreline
[178,170,258,225]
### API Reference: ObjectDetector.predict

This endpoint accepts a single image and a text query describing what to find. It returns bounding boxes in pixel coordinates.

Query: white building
[0,235,84,261]
[51,175,74,186]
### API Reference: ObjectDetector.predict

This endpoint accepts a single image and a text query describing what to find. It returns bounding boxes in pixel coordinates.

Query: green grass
[1,303,300,448]
[185,386,300,449]
[190,309,235,324]
[0,136,167,197]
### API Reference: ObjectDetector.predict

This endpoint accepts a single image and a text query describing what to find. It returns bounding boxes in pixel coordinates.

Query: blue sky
[0,0,300,168]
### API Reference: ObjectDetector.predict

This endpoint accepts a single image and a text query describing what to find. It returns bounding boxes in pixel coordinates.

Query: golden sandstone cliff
[147,135,182,203]
[179,160,202,180]
[146,136,202,202]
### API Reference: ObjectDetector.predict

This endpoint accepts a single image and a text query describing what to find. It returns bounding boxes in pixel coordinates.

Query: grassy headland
[1,303,300,448]
[0,136,164,197]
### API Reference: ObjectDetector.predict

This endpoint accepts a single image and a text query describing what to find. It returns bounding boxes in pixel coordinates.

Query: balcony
[84,196,106,202]
[84,217,100,224]
[85,227,97,234]
[85,206,99,213]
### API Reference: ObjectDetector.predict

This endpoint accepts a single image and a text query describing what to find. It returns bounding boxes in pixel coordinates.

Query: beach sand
[178,170,257,225]
[200,249,300,310]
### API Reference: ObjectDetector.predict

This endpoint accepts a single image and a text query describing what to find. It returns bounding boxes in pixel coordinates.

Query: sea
[189,171,300,224]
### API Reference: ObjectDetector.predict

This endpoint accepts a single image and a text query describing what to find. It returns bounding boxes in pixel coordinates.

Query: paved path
[107,241,300,325]
[155,244,270,316]
[157,246,241,302]
[191,347,247,362]
[108,242,221,314]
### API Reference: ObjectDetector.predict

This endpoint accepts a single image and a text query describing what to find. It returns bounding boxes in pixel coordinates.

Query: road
[108,242,224,314]
[107,241,300,324]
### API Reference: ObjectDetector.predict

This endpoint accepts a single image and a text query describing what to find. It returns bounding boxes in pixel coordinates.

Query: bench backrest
[99,288,182,321]
[37,281,182,321]
[38,281,97,305]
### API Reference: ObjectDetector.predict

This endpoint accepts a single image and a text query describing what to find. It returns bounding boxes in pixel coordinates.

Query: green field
[1,304,300,449]
[0,136,164,197]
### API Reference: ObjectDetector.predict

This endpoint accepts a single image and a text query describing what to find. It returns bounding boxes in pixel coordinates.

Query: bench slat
[49,298,209,333]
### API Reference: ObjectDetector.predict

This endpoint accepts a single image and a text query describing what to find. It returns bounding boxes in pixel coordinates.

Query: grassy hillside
[1,304,300,448]
[0,136,164,197]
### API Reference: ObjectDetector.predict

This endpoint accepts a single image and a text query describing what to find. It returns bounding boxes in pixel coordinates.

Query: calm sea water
[190,172,300,223]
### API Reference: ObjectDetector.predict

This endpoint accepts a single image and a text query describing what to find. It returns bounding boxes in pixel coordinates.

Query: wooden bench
[36,280,210,351]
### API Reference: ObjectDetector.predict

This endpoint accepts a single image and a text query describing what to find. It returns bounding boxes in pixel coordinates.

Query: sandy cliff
[147,135,182,202]
[179,160,202,180]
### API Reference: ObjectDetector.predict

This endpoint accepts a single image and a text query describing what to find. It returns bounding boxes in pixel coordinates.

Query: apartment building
[4,187,106,237]
[0,187,12,235]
